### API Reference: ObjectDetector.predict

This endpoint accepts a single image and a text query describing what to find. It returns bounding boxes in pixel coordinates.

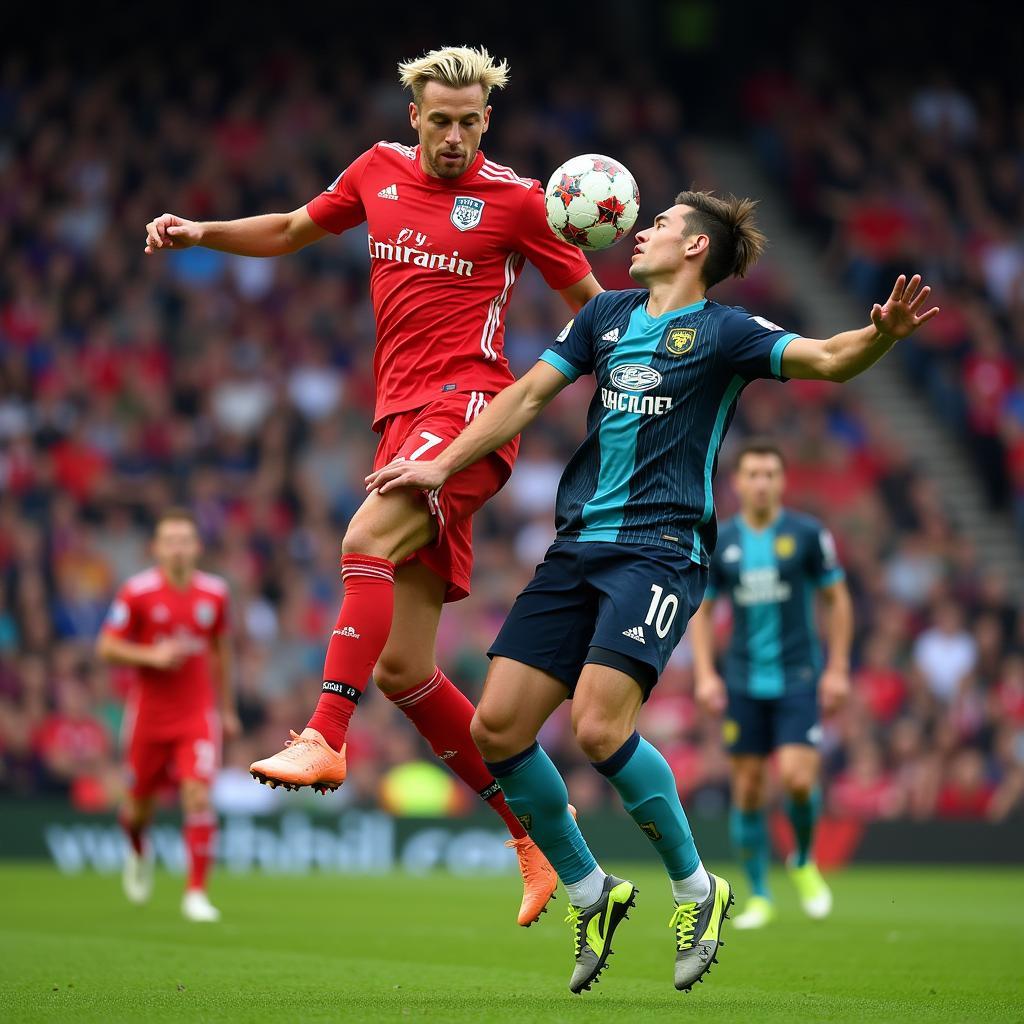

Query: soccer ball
[544,154,640,251]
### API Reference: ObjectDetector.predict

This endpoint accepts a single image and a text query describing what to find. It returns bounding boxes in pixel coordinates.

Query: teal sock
[787,788,820,868]
[593,732,701,880]
[729,807,770,898]
[485,743,598,885]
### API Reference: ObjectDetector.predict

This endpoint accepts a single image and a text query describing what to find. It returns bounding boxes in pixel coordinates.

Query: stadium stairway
[705,143,1024,597]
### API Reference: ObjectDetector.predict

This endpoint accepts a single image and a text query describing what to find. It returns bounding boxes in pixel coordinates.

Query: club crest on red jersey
[194,599,216,629]
[450,196,485,231]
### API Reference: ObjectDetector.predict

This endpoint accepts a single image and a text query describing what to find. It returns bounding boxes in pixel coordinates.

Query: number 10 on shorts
[645,584,679,639]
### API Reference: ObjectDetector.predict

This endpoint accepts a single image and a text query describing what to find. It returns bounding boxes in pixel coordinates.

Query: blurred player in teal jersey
[690,439,854,928]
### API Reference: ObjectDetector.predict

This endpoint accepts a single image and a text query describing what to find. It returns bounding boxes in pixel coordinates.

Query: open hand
[145,213,202,254]
[695,672,728,716]
[365,458,449,495]
[819,667,850,716]
[871,274,940,340]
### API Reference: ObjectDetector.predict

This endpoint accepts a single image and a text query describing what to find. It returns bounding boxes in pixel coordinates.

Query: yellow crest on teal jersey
[775,534,796,559]
[665,327,697,356]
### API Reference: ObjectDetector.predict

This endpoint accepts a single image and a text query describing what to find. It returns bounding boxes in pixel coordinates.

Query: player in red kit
[97,510,240,922]
[143,46,602,925]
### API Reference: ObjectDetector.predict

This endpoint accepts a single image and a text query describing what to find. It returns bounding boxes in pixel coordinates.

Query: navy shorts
[724,689,821,756]
[488,540,707,699]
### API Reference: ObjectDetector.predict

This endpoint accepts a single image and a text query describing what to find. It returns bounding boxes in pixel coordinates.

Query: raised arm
[781,274,939,382]
[365,361,572,495]
[144,206,327,257]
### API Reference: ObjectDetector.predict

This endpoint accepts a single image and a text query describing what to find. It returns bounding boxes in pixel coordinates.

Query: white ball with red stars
[544,154,640,251]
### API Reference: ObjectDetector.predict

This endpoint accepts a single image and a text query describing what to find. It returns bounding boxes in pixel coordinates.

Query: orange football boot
[507,804,578,927]
[249,728,347,794]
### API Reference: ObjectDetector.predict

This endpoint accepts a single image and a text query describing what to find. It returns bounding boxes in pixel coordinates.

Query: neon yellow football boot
[789,861,832,919]
[565,875,638,994]
[672,873,734,992]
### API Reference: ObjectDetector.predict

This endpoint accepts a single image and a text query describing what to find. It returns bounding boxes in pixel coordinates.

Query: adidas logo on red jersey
[377,184,399,201]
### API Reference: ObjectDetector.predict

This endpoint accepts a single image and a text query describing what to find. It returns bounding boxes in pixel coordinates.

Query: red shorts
[122,705,221,799]
[374,392,519,602]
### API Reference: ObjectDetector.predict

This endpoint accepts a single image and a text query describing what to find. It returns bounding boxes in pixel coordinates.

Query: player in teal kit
[690,439,854,929]
[367,190,938,994]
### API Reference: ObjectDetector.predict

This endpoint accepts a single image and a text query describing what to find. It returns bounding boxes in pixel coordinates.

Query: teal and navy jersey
[706,509,845,697]
[539,289,800,565]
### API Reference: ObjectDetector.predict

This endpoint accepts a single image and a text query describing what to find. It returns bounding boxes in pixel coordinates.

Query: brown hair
[733,437,785,471]
[154,507,197,533]
[674,190,767,288]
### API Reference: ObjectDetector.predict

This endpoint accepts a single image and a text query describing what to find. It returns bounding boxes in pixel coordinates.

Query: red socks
[120,814,145,856]
[388,669,527,840]
[183,811,217,892]
[307,554,397,751]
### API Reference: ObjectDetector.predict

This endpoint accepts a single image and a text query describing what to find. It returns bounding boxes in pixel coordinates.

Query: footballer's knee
[781,772,816,803]
[341,518,392,559]
[470,706,522,762]
[732,761,766,810]
[123,795,154,827]
[181,780,211,816]
[341,493,434,561]
[572,712,633,764]
[373,655,430,697]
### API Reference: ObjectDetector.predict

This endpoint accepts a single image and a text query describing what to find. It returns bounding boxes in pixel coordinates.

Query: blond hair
[674,190,768,288]
[397,45,510,106]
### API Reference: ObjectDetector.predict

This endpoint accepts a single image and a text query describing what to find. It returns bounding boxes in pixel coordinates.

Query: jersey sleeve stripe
[378,141,416,159]
[480,161,533,188]
[125,568,163,594]
[770,333,799,378]
[816,567,846,588]
[539,350,582,382]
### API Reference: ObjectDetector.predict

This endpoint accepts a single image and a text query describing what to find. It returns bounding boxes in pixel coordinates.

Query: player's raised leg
[249,487,433,790]
[779,743,831,919]
[729,753,776,930]
[472,658,637,992]
[374,562,560,926]
[180,775,220,922]
[572,664,730,992]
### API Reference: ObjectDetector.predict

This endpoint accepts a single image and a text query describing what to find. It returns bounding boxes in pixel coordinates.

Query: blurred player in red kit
[143,45,602,925]
[97,509,240,922]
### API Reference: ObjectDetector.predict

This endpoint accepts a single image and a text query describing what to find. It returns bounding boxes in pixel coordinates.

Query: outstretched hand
[871,274,940,340]
[365,458,449,495]
[145,213,202,254]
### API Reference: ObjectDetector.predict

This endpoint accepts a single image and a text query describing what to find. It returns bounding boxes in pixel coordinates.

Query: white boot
[182,889,221,922]
[122,846,154,905]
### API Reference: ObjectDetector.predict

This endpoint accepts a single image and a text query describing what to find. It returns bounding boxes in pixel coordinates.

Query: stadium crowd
[1,40,1022,827]
[742,65,1024,531]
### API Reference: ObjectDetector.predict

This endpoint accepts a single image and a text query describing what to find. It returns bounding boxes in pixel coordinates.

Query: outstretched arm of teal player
[817,578,854,715]
[781,274,940,383]
[364,361,572,495]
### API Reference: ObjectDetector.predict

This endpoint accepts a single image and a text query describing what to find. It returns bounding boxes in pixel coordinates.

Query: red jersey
[103,567,229,736]
[306,142,591,426]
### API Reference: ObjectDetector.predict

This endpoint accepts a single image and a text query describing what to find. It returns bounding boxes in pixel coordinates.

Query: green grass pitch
[1,863,1022,1023]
